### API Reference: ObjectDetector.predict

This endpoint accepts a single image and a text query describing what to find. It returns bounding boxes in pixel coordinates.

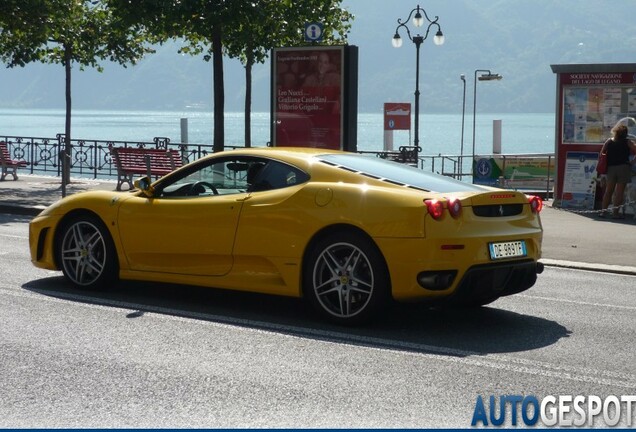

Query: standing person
[600,124,636,218]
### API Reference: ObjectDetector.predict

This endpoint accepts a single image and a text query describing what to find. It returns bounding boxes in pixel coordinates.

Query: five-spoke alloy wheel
[304,231,390,325]
[58,216,117,289]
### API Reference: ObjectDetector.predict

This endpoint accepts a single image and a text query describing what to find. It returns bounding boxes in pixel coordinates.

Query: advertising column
[272,46,354,150]
[550,64,636,209]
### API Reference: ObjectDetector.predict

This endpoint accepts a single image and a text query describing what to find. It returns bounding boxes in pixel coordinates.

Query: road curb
[540,258,636,276]
[0,203,44,217]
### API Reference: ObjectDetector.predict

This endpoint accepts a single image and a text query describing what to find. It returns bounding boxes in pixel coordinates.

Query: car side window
[158,157,268,198]
[249,160,309,192]
[155,157,309,197]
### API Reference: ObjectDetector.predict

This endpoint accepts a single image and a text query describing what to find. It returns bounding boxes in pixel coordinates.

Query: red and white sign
[384,103,411,131]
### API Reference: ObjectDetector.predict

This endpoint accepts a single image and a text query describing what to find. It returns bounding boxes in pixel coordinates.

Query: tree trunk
[62,45,72,197]
[212,28,224,153]
[244,52,253,148]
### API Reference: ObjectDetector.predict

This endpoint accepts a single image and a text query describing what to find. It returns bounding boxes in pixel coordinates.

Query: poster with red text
[272,46,344,150]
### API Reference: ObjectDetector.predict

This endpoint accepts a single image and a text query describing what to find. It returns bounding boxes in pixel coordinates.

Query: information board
[560,151,598,210]
[550,64,636,208]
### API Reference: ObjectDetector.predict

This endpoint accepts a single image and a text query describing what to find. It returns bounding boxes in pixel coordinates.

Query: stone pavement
[1,174,635,275]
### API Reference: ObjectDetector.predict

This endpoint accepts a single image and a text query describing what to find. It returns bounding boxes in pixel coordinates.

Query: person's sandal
[598,211,608,218]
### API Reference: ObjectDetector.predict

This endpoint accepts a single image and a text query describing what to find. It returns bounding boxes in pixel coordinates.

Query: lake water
[0,108,556,156]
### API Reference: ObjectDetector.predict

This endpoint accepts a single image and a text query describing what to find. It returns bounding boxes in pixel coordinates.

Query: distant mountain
[1,0,635,114]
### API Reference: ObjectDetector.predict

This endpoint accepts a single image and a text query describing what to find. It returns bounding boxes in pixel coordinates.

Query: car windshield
[318,153,485,193]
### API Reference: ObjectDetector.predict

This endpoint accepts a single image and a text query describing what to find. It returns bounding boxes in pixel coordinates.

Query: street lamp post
[460,74,466,179]
[471,69,502,177]
[392,5,444,164]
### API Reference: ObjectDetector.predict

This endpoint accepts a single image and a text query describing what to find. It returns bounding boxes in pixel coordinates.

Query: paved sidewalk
[2,174,636,275]
[0,174,117,214]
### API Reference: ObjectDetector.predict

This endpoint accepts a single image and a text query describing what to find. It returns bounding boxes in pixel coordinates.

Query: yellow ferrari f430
[29,147,544,324]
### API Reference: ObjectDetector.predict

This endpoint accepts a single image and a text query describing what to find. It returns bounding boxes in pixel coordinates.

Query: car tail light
[528,195,543,213]
[447,197,462,218]
[425,199,444,220]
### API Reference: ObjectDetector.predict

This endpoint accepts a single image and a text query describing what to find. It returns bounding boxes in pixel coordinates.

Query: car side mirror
[133,176,155,197]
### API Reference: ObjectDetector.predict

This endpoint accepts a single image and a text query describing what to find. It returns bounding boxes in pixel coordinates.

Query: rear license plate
[489,240,527,260]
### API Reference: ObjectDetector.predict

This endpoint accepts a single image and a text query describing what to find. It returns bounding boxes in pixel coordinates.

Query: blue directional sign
[304,22,324,42]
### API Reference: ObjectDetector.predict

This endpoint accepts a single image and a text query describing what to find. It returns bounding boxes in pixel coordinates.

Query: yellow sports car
[29,147,544,324]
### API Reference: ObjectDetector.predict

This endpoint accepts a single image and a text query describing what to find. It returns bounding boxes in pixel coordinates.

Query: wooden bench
[0,141,28,181]
[110,147,183,191]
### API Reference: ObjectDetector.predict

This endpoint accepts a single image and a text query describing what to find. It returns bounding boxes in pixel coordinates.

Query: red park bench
[110,147,183,191]
[0,141,28,181]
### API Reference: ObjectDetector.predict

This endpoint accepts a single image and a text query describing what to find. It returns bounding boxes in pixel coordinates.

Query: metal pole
[392,5,444,167]
[472,70,478,176]
[414,36,423,160]
[472,69,498,177]
[460,74,466,179]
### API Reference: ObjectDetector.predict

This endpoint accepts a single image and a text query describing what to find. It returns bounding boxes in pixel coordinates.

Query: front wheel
[57,215,118,289]
[303,231,390,325]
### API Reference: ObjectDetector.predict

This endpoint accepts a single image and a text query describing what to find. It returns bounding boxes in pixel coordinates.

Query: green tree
[108,0,237,153]
[172,1,245,153]
[0,0,152,195]
[109,0,353,151]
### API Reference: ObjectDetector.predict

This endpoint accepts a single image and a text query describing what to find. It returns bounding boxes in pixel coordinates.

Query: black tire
[57,215,118,290]
[303,231,390,325]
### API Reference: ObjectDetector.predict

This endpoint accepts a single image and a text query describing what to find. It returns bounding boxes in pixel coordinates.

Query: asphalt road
[1,214,635,428]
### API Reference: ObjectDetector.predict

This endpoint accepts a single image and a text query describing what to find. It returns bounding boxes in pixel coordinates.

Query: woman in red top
[600,124,636,218]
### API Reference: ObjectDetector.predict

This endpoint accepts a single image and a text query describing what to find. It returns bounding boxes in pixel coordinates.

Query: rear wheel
[57,215,118,289]
[303,231,390,325]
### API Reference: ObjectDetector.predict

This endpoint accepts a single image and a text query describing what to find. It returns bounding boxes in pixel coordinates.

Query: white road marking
[518,293,636,311]
[2,285,635,390]
[0,233,28,240]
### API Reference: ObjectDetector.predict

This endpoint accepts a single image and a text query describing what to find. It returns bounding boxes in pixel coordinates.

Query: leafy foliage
[107,0,353,150]
[1,0,353,152]
[0,0,152,70]
[0,0,153,193]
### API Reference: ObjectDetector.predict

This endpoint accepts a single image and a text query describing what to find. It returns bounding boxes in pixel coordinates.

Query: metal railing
[358,146,463,178]
[0,135,554,197]
[0,134,243,180]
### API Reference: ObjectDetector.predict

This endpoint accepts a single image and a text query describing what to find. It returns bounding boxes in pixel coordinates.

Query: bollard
[180,118,188,144]
[493,119,502,154]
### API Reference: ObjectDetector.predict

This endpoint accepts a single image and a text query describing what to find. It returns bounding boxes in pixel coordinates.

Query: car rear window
[318,153,485,193]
